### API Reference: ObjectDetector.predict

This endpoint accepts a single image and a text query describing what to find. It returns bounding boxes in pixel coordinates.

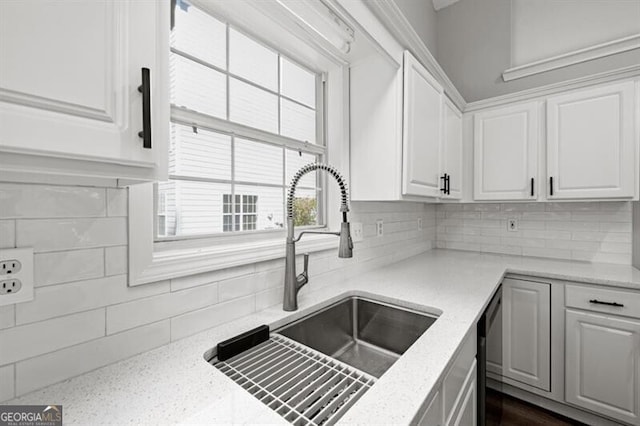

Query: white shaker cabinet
[501,277,551,392]
[441,98,463,200]
[565,309,640,425]
[0,0,169,183]
[402,51,443,198]
[473,102,539,201]
[546,81,636,200]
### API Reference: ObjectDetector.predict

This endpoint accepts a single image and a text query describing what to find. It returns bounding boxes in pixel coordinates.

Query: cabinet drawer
[566,284,640,318]
[443,330,476,423]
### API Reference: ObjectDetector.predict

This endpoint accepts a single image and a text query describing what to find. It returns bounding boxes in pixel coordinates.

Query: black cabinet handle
[549,176,554,196]
[138,67,152,149]
[531,178,535,197]
[589,299,624,307]
[446,174,451,195]
[440,174,448,194]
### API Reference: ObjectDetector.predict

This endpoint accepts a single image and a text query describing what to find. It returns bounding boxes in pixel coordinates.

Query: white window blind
[159,1,324,239]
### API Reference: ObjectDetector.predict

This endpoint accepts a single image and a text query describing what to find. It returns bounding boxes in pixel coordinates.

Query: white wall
[511,0,640,66]
[437,202,633,264]
[435,0,640,102]
[392,0,438,56]
[0,182,436,401]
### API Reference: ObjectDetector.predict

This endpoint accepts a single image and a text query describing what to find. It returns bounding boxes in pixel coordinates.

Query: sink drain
[213,334,376,425]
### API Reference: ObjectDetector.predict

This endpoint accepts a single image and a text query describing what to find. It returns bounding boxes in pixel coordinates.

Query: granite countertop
[7,249,640,425]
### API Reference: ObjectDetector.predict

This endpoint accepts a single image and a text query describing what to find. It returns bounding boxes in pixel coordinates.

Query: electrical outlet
[0,247,34,305]
[351,222,364,242]
[507,219,518,232]
[0,279,22,295]
[376,220,384,237]
[0,259,21,275]
[417,218,423,231]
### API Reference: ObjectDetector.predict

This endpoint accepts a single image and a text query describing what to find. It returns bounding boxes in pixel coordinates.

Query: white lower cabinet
[565,309,640,425]
[417,331,477,426]
[496,277,551,391]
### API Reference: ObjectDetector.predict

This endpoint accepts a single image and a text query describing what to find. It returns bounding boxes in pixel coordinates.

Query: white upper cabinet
[442,98,463,200]
[547,81,636,200]
[473,102,539,201]
[402,51,443,198]
[0,0,169,183]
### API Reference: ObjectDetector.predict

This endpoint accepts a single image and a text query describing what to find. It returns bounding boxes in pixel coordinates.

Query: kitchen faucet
[283,162,353,311]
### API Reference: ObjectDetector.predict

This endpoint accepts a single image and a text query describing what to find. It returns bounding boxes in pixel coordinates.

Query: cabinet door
[442,98,463,200]
[566,309,640,425]
[547,81,636,200]
[473,102,538,201]
[451,361,477,426]
[502,278,551,391]
[0,0,168,180]
[418,391,443,426]
[402,51,443,198]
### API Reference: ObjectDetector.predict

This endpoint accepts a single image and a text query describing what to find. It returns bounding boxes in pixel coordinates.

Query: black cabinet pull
[440,174,448,194]
[446,174,451,195]
[549,176,554,196]
[138,67,152,149]
[589,299,624,307]
[530,177,534,197]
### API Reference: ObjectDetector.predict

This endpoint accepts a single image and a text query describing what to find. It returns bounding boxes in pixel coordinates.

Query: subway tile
[16,320,169,396]
[0,309,105,365]
[16,218,126,252]
[170,295,255,341]
[0,220,15,248]
[106,282,218,334]
[256,286,283,311]
[218,274,260,302]
[599,242,631,254]
[546,240,599,252]
[106,188,128,217]
[105,246,127,276]
[481,244,522,256]
[600,222,632,232]
[0,183,106,218]
[522,247,571,260]
[0,305,15,330]
[0,364,14,402]
[34,248,104,287]
[16,276,169,325]
[170,263,255,292]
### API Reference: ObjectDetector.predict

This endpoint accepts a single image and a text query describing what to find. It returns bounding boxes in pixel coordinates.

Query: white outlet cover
[507,219,518,232]
[376,220,384,237]
[351,222,364,242]
[0,247,34,305]
[417,218,423,231]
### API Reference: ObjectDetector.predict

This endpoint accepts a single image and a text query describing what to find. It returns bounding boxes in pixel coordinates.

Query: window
[158,1,325,239]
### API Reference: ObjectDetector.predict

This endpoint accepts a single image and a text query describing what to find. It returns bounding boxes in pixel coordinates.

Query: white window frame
[128,0,351,286]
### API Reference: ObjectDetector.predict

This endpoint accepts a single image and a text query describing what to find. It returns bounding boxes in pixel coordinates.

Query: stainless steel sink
[275,296,438,378]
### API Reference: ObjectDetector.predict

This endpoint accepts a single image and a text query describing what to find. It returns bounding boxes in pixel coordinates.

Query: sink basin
[276,296,438,378]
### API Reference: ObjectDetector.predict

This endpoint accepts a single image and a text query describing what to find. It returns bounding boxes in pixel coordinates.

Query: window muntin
[158,1,324,239]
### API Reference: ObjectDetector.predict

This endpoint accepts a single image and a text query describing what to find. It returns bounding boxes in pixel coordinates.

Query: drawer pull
[589,299,624,307]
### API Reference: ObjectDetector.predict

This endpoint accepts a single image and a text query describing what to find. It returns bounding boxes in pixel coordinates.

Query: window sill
[128,183,338,286]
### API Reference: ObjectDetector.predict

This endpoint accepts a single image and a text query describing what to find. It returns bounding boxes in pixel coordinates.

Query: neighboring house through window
[157,0,325,239]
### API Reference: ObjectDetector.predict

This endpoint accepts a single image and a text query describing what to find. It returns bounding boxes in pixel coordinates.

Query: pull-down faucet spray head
[283,162,353,311]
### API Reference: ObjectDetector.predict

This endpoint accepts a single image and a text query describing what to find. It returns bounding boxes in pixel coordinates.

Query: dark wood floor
[487,389,586,426]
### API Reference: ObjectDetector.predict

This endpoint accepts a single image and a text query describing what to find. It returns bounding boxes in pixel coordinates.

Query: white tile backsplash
[437,202,632,264]
[106,282,219,334]
[34,248,104,287]
[16,218,126,252]
[0,220,15,249]
[15,320,170,396]
[106,188,127,217]
[0,365,14,402]
[0,306,15,330]
[0,309,105,365]
[16,275,169,325]
[105,246,127,276]
[0,183,106,218]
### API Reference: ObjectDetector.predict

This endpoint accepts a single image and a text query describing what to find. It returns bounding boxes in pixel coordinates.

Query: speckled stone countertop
[7,249,640,425]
